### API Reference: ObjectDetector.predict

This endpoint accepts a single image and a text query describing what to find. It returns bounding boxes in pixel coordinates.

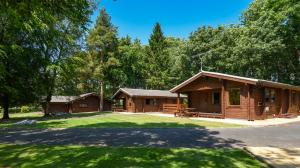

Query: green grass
[0,112,242,128]
[0,144,265,168]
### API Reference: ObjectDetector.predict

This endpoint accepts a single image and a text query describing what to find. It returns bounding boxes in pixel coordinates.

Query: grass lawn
[0,144,265,168]
[0,112,242,128]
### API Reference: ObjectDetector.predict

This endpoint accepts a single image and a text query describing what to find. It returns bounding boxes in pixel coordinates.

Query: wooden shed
[45,93,112,113]
[112,88,186,113]
[170,71,300,120]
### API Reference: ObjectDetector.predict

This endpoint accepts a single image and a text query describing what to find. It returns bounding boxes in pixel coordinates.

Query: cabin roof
[112,88,187,99]
[49,92,103,103]
[170,71,300,92]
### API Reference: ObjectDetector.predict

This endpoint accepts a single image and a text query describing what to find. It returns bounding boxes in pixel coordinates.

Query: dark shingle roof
[49,92,99,103]
[112,88,187,99]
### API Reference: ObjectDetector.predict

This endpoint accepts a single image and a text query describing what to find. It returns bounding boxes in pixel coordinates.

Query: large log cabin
[170,71,300,120]
[44,92,112,113]
[112,88,186,112]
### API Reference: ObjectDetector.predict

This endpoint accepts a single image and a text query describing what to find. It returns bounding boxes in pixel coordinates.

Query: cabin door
[282,90,289,114]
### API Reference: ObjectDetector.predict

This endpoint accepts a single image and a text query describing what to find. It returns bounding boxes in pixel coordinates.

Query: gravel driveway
[1,122,300,148]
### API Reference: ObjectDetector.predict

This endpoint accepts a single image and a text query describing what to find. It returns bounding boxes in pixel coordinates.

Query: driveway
[1,122,300,148]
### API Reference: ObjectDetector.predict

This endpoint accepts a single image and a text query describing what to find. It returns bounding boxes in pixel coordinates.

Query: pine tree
[87,8,119,111]
[145,23,172,89]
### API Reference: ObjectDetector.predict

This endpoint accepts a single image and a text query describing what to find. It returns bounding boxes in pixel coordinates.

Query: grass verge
[0,144,265,168]
[0,112,242,128]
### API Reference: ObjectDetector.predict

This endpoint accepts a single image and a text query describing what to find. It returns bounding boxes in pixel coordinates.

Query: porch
[174,85,226,119]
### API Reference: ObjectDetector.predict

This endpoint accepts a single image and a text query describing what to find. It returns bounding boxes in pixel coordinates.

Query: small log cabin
[44,92,112,113]
[170,71,300,120]
[112,88,187,112]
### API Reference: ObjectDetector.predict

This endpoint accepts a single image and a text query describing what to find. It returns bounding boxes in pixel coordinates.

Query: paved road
[1,122,300,148]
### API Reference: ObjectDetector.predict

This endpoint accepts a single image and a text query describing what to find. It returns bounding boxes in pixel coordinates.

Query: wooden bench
[162,104,181,114]
[112,106,126,112]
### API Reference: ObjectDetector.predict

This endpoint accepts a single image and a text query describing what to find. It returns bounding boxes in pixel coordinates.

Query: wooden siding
[224,81,249,119]
[48,103,69,113]
[189,89,221,113]
[47,95,112,113]
[175,74,300,120]
[114,93,180,113]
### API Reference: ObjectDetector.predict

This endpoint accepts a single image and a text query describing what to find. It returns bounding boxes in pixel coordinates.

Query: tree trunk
[43,94,52,117]
[99,81,104,112]
[43,70,56,117]
[2,94,9,120]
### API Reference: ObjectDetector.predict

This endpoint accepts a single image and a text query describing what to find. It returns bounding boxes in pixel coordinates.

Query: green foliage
[144,23,174,89]
[20,106,30,113]
[183,0,300,85]
[0,0,94,119]
[86,8,121,96]
[118,37,146,88]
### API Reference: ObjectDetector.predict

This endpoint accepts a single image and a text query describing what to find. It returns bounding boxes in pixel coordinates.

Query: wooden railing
[197,112,223,118]
[112,105,126,112]
[162,104,185,113]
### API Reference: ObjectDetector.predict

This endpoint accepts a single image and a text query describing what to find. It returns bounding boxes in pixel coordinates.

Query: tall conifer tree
[87,8,119,111]
[145,23,172,89]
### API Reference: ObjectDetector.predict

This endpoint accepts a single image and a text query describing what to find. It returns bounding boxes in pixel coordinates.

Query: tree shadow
[0,144,264,168]
[0,112,111,126]
[0,122,245,148]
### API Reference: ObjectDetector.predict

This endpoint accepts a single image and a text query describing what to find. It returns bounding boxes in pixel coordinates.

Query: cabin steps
[278,113,298,119]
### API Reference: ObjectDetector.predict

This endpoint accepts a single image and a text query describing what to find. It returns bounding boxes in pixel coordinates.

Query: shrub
[21,106,30,113]
[0,107,2,113]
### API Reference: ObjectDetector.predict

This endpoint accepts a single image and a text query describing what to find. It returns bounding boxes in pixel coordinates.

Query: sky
[91,0,253,44]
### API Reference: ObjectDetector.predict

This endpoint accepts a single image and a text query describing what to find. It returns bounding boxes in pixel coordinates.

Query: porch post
[280,89,284,115]
[177,93,180,112]
[289,89,292,113]
[247,84,251,121]
[142,98,145,113]
[221,80,225,119]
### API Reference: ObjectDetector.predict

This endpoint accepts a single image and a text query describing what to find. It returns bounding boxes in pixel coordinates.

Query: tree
[165,37,188,85]
[145,23,173,89]
[239,0,300,84]
[87,8,119,111]
[118,36,146,88]
[0,0,93,119]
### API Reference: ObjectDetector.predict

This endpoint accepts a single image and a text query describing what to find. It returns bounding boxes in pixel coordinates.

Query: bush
[21,106,30,113]
[0,107,2,113]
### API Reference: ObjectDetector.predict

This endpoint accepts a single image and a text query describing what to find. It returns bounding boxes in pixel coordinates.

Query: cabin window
[212,92,220,105]
[145,99,156,105]
[265,89,276,103]
[292,92,297,106]
[79,103,88,108]
[229,88,240,105]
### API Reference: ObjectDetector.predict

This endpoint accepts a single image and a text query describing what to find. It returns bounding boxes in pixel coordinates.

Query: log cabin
[44,92,112,113]
[112,88,187,113]
[170,71,300,120]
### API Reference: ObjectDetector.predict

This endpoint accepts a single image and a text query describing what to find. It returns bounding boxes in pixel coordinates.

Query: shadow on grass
[0,111,111,125]
[0,122,245,148]
[0,145,265,168]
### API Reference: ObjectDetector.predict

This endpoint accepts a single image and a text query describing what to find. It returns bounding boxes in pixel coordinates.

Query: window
[229,88,240,105]
[145,99,156,105]
[292,92,297,106]
[146,99,150,105]
[265,89,276,103]
[212,92,220,105]
[79,103,88,108]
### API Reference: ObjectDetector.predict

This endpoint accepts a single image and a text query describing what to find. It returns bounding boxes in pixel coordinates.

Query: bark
[2,94,9,120]
[99,81,104,112]
[43,70,56,117]
[43,94,52,117]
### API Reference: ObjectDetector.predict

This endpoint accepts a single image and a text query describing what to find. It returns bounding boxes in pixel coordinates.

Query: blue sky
[91,0,253,44]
